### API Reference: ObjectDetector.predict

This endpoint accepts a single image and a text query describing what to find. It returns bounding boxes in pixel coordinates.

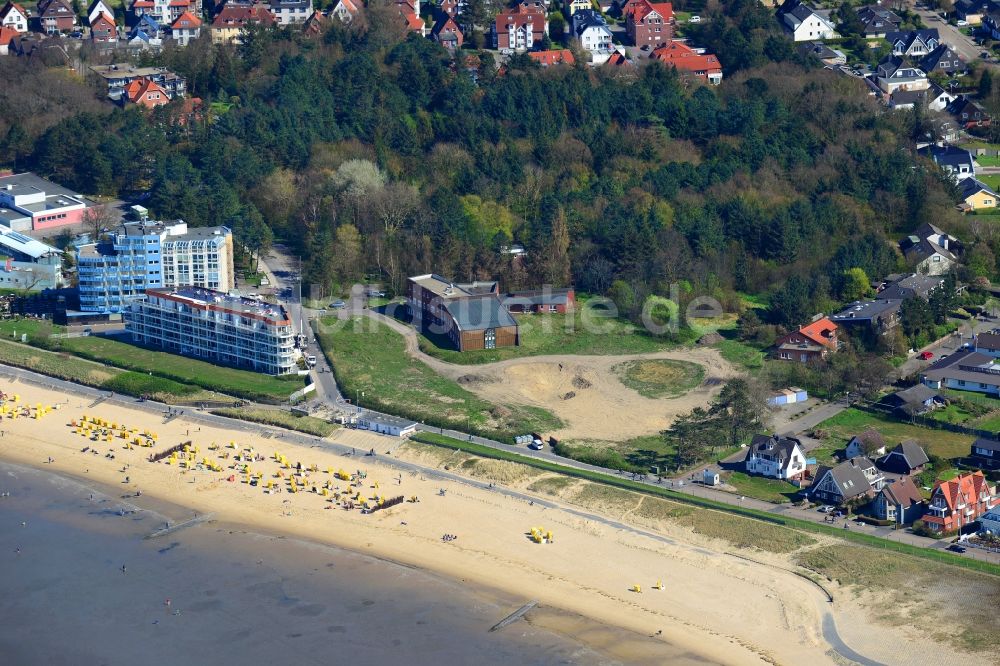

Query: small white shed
[357,412,418,437]
[703,468,720,486]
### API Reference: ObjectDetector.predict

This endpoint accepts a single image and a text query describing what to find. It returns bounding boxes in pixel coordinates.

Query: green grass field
[977,174,1000,192]
[814,408,973,461]
[975,155,1000,167]
[613,359,705,398]
[50,336,300,403]
[0,338,209,401]
[211,407,338,437]
[715,339,764,370]
[725,471,801,503]
[415,298,682,365]
[316,316,562,440]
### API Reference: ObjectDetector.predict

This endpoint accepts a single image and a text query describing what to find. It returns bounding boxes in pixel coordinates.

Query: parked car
[329,300,347,309]
[958,19,968,25]
[689,15,701,22]
[947,543,967,553]
[817,505,835,513]
[918,351,934,360]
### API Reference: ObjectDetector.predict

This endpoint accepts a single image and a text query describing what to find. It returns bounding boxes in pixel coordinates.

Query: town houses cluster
[0,0,723,82]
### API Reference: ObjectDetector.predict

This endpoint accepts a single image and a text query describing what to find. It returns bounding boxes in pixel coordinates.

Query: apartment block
[126,287,295,375]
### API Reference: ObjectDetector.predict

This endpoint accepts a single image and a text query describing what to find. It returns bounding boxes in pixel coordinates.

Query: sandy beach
[0,378,987,666]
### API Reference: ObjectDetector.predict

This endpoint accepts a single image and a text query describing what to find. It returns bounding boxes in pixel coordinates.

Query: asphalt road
[916,9,981,62]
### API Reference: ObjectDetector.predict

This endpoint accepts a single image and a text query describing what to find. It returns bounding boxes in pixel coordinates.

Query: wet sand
[0,462,712,666]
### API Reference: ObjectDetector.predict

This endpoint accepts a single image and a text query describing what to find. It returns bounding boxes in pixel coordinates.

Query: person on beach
[121,565,127,574]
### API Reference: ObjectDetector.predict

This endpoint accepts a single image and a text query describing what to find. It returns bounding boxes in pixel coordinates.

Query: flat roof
[89,64,183,81]
[0,172,87,213]
[146,287,290,323]
[360,411,417,428]
[830,299,902,321]
[409,273,497,299]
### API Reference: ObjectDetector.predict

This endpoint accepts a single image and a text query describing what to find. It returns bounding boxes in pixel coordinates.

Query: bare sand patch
[441,348,738,441]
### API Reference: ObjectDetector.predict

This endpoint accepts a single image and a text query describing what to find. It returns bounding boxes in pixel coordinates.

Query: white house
[330,0,359,23]
[743,434,808,481]
[0,1,29,33]
[845,429,886,459]
[572,9,614,64]
[781,2,838,42]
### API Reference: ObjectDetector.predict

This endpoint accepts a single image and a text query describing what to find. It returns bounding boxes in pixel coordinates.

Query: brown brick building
[406,274,519,352]
[624,0,673,47]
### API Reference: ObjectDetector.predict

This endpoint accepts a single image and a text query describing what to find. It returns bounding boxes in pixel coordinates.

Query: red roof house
[772,317,839,363]
[0,2,29,33]
[528,49,575,67]
[0,25,17,54]
[923,471,996,534]
[624,0,672,47]
[90,11,118,42]
[650,41,722,83]
[170,9,201,44]
[125,77,171,108]
[399,1,426,36]
[491,4,546,52]
[37,0,77,34]
[431,15,462,52]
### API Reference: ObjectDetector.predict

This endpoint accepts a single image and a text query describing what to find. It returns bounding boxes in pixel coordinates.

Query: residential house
[210,5,274,44]
[878,273,945,301]
[926,82,957,112]
[330,0,360,23]
[127,15,163,48]
[772,316,839,363]
[125,77,171,108]
[90,64,186,101]
[875,54,928,95]
[950,95,991,129]
[984,9,1000,38]
[572,9,614,63]
[37,0,76,34]
[502,287,575,312]
[959,177,999,211]
[0,172,89,232]
[969,437,1000,470]
[89,11,118,44]
[809,457,885,505]
[877,439,930,474]
[779,1,837,42]
[872,476,926,525]
[845,428,887,459]
[921,349,1000,395]
[624,0,673,48]
[649,41,723,83]
[527,49,575,66]
[170,10,200,45]
[888,81,955,111]
[885,29,939,57]
[270,0,312,25]
[563,0,590,17]
[0,2,28,33]
[918,144,975,181]
[440,0,460,18]
[87,0,113,24]
[797,40,846,66]
[933,117,960,143]
[399,1,426,35]
[0,25,16,53]
[431,15,463,52]
[856,5,901,37]
[492,4,546,52]
[302,10,326,36]
[956,0,992,25]
[604,51,633,68]
[975,331,1000,357]
[920,45,967,77]
[922,470,996,533]
[406,274,519,351]
[130,0,196,29]
[898,222,959,276]
[743,434,808,481]
[829,299,902,333]
[980,508,1000,533]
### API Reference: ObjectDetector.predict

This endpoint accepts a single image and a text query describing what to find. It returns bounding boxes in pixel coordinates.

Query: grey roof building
[829,299,902,332]
[809,456,884,505]
[878,440,930,474]
[879,273,944,301]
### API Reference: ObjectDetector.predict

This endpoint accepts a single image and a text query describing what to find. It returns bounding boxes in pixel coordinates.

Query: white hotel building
[126,287,296,375]
[77,218,234,313]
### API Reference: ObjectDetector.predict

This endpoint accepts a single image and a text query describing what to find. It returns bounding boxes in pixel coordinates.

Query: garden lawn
[975,155,1000,167]
[814,408,973,461]
[51,336,300,403]
[977,174,1000,192]
[0,319,66,340]
[725,471,801,504]
[316,316,562,440]
[415,297,684,365]
[613,359,705,398]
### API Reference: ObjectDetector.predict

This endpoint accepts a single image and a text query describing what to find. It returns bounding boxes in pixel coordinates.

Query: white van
[306,355,317,367]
